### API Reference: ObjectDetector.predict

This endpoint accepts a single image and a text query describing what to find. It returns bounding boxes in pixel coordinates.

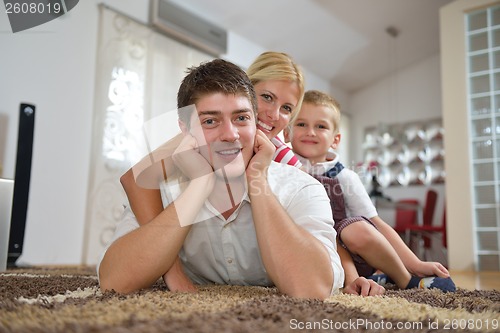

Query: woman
[120,52,305,292]
[247,52,304,167]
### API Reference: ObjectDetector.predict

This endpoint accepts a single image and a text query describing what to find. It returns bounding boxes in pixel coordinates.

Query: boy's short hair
[303,90,341,133]
[177,59,257,127]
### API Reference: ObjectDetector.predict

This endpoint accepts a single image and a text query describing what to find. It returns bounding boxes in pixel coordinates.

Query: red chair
[408,203,447,250]
[421,189,438,247]
[393,189,439,256]
[407,190,448,264]
[393,199,419,243]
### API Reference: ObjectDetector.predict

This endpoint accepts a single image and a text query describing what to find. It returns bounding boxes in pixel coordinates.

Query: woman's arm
[121,168,163,224]
[337,242,359,286]
[99,174,212,293]
[121,133,185,225]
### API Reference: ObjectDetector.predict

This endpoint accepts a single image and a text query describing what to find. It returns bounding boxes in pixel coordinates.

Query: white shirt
[98,161,344,295]
[297,150,378,219]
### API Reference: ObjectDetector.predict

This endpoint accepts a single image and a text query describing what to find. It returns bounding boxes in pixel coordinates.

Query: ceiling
[167,0,453,93]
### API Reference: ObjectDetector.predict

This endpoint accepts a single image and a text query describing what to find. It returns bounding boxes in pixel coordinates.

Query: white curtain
[83,5,211,265]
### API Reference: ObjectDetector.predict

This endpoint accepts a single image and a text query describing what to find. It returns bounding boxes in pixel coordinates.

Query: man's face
[186,93,256,179]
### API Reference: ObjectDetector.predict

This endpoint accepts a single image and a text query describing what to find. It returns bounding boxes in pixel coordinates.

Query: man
[97,59,343,299]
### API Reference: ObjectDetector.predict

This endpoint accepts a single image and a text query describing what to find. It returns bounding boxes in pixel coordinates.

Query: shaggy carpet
[0,266,499,332]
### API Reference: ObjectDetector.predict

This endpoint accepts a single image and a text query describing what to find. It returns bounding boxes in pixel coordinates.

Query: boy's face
[184,92,256,179]
[287,102,340,164]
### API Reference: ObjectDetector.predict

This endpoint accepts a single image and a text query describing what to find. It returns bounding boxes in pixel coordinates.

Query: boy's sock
[368,274,456,293]
[367,273,394,286]
[406,275,456,293]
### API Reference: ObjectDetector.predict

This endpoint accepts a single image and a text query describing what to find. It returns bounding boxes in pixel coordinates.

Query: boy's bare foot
[163,257,197,292]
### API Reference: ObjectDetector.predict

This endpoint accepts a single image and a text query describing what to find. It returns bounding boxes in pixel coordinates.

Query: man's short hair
[177,59,257,127]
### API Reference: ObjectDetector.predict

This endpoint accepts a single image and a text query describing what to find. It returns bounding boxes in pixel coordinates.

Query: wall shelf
[361,118,444,188]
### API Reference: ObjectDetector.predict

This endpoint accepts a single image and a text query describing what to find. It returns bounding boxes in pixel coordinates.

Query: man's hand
[343,277,385,296]
[172,134,214,181]
[246,129,275,181]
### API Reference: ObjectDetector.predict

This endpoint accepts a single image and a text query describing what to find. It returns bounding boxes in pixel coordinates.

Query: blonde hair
[247,51,305,121]
[303,90,341,133]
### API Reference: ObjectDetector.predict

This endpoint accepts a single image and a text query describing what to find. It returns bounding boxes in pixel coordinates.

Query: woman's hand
[246,129,275,181]
[162,257,197,293]
[343,277,385,296]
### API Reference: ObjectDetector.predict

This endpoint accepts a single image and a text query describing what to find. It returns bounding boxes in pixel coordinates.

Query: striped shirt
[271,136,301,168]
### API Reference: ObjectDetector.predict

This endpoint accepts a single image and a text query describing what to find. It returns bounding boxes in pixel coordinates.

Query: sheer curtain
[83,5,211,265]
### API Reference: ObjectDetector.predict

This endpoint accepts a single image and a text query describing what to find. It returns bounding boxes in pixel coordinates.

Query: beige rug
[0,266,499,332]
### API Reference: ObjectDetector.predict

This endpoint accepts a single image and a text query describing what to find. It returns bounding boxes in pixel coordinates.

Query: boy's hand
[172,134,213,181]
[343,277,385,296]
[246,129,275,181]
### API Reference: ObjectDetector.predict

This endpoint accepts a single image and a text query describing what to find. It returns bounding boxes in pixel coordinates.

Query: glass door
[466,5,500,271]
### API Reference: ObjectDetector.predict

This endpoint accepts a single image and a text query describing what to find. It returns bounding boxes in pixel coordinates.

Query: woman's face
[254,80,301,139]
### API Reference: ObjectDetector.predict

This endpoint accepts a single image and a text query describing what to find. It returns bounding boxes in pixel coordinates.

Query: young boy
[97,61,344,299]
[285,90,455,295]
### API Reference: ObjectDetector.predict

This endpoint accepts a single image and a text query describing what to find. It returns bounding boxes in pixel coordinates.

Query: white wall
[0,0,330,265]
[346,54,446,229]
[224,32,331,93]
[348,54,443,164]
[0,1,99,264]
